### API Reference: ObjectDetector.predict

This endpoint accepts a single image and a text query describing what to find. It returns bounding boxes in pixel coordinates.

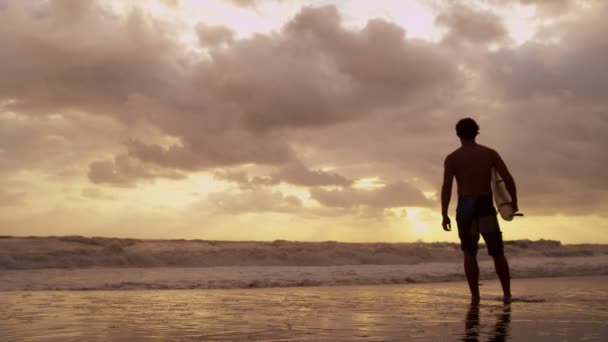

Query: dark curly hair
[456,118,479,140]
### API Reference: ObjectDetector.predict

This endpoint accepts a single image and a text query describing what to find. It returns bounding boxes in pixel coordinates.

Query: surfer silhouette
[441,118,518,303]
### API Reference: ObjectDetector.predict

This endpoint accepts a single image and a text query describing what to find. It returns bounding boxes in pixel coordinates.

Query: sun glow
[406,208,429,234]
[352,177,385,190]
[503,5,536,44]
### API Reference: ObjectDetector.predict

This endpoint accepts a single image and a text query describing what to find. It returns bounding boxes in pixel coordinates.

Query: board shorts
[456,196,504,256]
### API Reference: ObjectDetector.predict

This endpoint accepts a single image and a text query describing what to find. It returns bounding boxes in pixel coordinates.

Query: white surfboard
[491,168,520,221]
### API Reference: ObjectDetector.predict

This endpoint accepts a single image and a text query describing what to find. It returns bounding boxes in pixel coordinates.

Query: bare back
[445,144,500,196]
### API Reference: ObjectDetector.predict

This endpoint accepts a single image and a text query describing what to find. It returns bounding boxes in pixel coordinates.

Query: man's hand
[442,216,452,231]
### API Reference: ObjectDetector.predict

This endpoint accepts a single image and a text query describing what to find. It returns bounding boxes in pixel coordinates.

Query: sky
[0,0,606,243]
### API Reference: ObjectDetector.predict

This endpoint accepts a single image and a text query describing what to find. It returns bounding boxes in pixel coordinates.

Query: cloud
[0,1,183,118]
[0,190,26,207]
[196,22,234,46]
[88,154,185,187]
[483,8,608,104]
[206,189,302,214]
[311,181,431,209]
[228,0,258,7]
[131,5,456,175]
[0,0,607,220]
[0,2,457,185]
[81,187,115,200]
[161,0,180,9]
[481,0,575,15]
[436,3,508,45]
[213,170,277,189]
[0,110,126,175]
[284,7,456,100]
[511,0,574,15]
[213,160,352,189]
[271,161,352,187]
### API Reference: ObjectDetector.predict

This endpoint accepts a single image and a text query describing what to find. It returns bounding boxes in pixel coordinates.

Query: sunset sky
[1,0,606,243]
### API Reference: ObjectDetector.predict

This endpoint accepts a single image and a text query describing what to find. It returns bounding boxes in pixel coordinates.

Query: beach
[1,276,606,341]
[2,237,607,340]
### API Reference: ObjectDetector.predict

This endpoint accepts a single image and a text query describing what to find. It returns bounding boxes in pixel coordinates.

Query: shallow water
[1,276,607,341]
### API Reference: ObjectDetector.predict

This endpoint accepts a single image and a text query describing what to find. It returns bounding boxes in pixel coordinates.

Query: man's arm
[493,151,519,212]
[441,156,454,231]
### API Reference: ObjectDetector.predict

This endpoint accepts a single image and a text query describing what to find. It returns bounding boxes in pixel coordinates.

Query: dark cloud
[0,190,26,207]
[228,0,257,7]
[507,0,574,15]
[271,161,352,187]
[0,111,125,174]
[213,160,352,188]
[88,154,185,187]
[436,3,508,45]
[213,170,277,189]
[124,131,293,170]
[481,0,573,13]
[226,0,285,8]
[0,1,183,118]
[196,22,234,46]
[206,189,302,214]
[161,0,180,9]
[285,104,455,195]
[284,7,456,104]
[311,181,431,209]
[81,187,115,200]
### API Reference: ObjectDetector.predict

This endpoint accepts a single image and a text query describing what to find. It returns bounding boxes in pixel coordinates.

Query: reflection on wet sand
[1,277,607,341]
[462,303,511,341]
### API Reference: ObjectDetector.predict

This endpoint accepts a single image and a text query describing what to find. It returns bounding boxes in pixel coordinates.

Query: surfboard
[491,168,519,221]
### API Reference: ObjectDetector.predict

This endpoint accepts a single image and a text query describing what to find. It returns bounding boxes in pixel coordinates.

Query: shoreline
[0,274,604,293]
[2,256,606,291]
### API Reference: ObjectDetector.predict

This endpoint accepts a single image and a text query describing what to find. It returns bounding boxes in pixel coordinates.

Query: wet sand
[1,276,607,341]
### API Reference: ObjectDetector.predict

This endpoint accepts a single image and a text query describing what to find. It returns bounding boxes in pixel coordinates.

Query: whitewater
[1,236,607,291]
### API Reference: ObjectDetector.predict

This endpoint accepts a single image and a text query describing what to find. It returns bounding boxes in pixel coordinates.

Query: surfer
[441,118,518,303]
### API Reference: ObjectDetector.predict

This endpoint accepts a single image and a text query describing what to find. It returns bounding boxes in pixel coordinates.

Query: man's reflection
[461,303,511,341]
[462,302,480,341]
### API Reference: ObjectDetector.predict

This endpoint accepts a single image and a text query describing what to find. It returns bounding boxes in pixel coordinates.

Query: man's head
[456,118,479,140]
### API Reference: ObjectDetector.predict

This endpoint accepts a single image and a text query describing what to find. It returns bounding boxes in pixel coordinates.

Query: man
[441,118,518,303]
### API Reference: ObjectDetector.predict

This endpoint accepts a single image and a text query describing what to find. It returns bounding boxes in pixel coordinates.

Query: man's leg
[492,255,511,300]
[464,253,480,303]
[483,230,511,301]
[456,197,480,302]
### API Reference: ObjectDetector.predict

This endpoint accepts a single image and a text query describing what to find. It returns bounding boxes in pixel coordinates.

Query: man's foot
[503,295,512,304]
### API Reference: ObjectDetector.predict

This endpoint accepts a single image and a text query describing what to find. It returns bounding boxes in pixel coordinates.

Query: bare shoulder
[444,148,461,164]
[477,144,499,156]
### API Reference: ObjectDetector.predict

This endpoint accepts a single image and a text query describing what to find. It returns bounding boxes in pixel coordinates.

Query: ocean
[1,236,607,290]
[2,236,608,340]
